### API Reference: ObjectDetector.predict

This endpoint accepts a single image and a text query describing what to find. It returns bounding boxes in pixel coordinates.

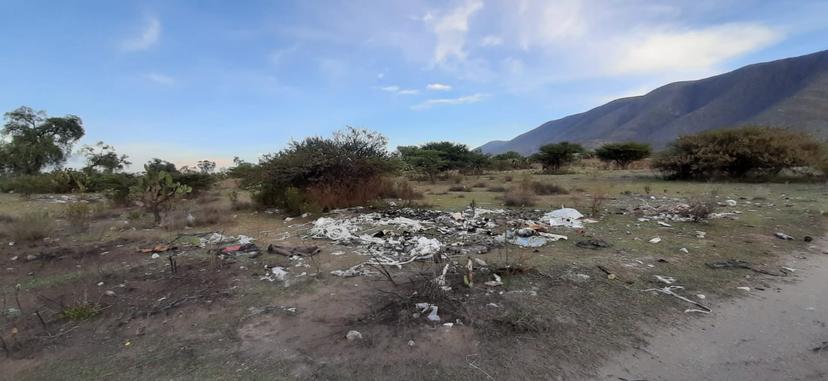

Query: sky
[1,0,827,170]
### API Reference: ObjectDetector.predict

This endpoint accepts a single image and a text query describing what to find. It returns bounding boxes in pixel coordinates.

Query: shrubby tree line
[2,105,826,219]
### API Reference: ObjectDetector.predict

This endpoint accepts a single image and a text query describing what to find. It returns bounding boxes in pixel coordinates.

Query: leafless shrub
[682,197,718,222]
[529,181,568,195]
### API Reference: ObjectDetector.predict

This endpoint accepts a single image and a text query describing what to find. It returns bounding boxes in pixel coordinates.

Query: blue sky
[1,0,827,169]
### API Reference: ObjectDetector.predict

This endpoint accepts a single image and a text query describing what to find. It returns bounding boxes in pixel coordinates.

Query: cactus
[131,170,191,225]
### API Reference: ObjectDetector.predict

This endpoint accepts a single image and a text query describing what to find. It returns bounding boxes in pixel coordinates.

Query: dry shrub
[448,185,470,192]
[504,175,513,182]
[529,181,568,195]
[682,196,717,221]
[472,181,488,188]
[589,192,607,217]
[487,185,507,192]
[5,211,54,241]
[64,202,92,230]
[305,177,422,212]
[503,188,536,207]
[450,174,464,184]
[191,205,229,226]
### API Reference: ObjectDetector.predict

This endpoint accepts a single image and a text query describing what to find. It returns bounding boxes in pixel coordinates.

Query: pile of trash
[198,232,260,255]
[309,206,589,277]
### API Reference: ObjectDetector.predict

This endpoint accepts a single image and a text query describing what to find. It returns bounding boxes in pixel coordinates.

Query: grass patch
[4,211,54,242]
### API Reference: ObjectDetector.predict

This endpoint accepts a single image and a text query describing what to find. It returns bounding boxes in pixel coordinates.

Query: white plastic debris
[408,340,416,347]
[484,274,503,287]
[261,266,288,282]
[415,303,441,321]
[310,217,358,241]
[736,286,751,292]
[544,208,585,228]
[538,232,568,241]
[680,247,689,254]
[649,237,662,244]
[724,199,738,207]
[696,294,706,300]
[8,242,14,246]
[695,231,707,239]
[442,322,454,328]
[473,258,488,267]
[346,330,363,341]
[151,253,160,259]
[657,221,672,227]
[104,290,116,297]
[775,232,794,240]
[655,275,675,284]
[511,236,547,247]
[411,237,442,256]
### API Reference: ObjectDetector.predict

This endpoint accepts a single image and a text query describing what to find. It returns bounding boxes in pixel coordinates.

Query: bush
[529,181,568,195]
[503,188,536,207]
[448,185,470,192]
[531,142,585,173]
[681,197,717,222]
[487,185,507,192]
[595,142,651,169]
[5,211,54,241]
[653,127,824,180]
[244,128,396,210]
[174,172,214,196]
[64,203,92,230]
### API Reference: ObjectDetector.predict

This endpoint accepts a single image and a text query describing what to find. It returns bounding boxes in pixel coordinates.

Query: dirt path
[594,238,828,381]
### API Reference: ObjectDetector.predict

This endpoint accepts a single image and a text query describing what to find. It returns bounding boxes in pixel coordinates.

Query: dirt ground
[0,170,826,380]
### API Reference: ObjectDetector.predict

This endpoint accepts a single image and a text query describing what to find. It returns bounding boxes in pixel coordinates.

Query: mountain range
[479,50,828,155]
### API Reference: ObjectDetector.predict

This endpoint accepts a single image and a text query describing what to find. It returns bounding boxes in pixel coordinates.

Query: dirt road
[595,238,828,381]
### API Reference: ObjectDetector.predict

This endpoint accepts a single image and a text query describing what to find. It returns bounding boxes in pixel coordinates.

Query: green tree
[0,106,85,174]
[80,141,131,173]
[398,147,447,183]
[532,142,585,172]
[196,160,216,174]
[492,151,529,170]
[595,142,651,169]
[145,158,178,174]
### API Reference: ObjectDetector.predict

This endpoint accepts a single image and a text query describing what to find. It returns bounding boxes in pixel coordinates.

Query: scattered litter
[104,290,116,297]
[684,308,710,314]
[576,239,611,249]
[537,232,568,241]
[415,303,441,321]
[696,294,706,300]
[150,253,160,259]
[511,235,547,248]
[486,303,500,308]
[8,242,14,246]
[643,285,711,313]
[330,264,370,278]
[706,260,784,276]
[724,199,738,207]
[442,322,454,328]
[775,232,795,240]
[736,286,751,292]
[261,267,288,282]
[649,237,662,244]
[484,274,503,287]
[139,244,177,254]
[221,243,259,255]
[544,208,585,228]
[473,258,488,267]
[695,231,706,239]
[408,340,416,347]
[657,221,672,227]
[267,243,320,257]
[596,265,616,280]
[680,247,689,253]
[346,330,363,341]
[655,275,676,284]
[564,272,591,283]
[330,251,345,256]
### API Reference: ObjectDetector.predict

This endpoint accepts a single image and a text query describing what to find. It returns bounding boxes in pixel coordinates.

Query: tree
[398,147,447,183]
[145,158,178,174]
[80,141,131,173]
[196,160,216,174]
[595,142,651,169]
[532,142,585,172]
[0,106,85,174]
[492,151,529,170]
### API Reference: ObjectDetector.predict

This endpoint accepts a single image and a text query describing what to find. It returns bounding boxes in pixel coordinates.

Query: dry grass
[503,187,536,207]
[487,185,507,192]
[529,181,568,195]
[448,185,470,192]
[4,211,54,241]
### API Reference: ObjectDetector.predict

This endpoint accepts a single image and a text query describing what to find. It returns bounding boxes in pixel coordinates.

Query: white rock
[346,330,363,341]
[649,237,662,244]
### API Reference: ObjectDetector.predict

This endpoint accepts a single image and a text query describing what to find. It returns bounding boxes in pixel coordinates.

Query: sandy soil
[594,236,828,381]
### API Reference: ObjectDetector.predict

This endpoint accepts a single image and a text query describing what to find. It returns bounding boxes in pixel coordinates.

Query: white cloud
[480,35,503,47]
[143,72,176,85]
[379,85,418,95]
[120,16,161,52]
[426,83,452,91]
[411,93,489,110]
[428,0,484,64]
[611,23,781,75]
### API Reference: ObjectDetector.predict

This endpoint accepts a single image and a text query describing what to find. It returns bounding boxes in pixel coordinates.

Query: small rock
[10,256,18,261]
[724,199,737,207]
[97,281,104,286]
[680,248,689,254]
[25,254,38,261]
[649,237,662,244]
[695,231,707,239]
[151,253,160,259]
[104,290,116,296]
[804,236,813,242]
[408,340,415,347]
[346,330,363,341]
[696,294,706,300]
[736,286,751,292]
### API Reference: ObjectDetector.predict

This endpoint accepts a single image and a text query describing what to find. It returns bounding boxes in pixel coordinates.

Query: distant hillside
[479,50,828,155]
